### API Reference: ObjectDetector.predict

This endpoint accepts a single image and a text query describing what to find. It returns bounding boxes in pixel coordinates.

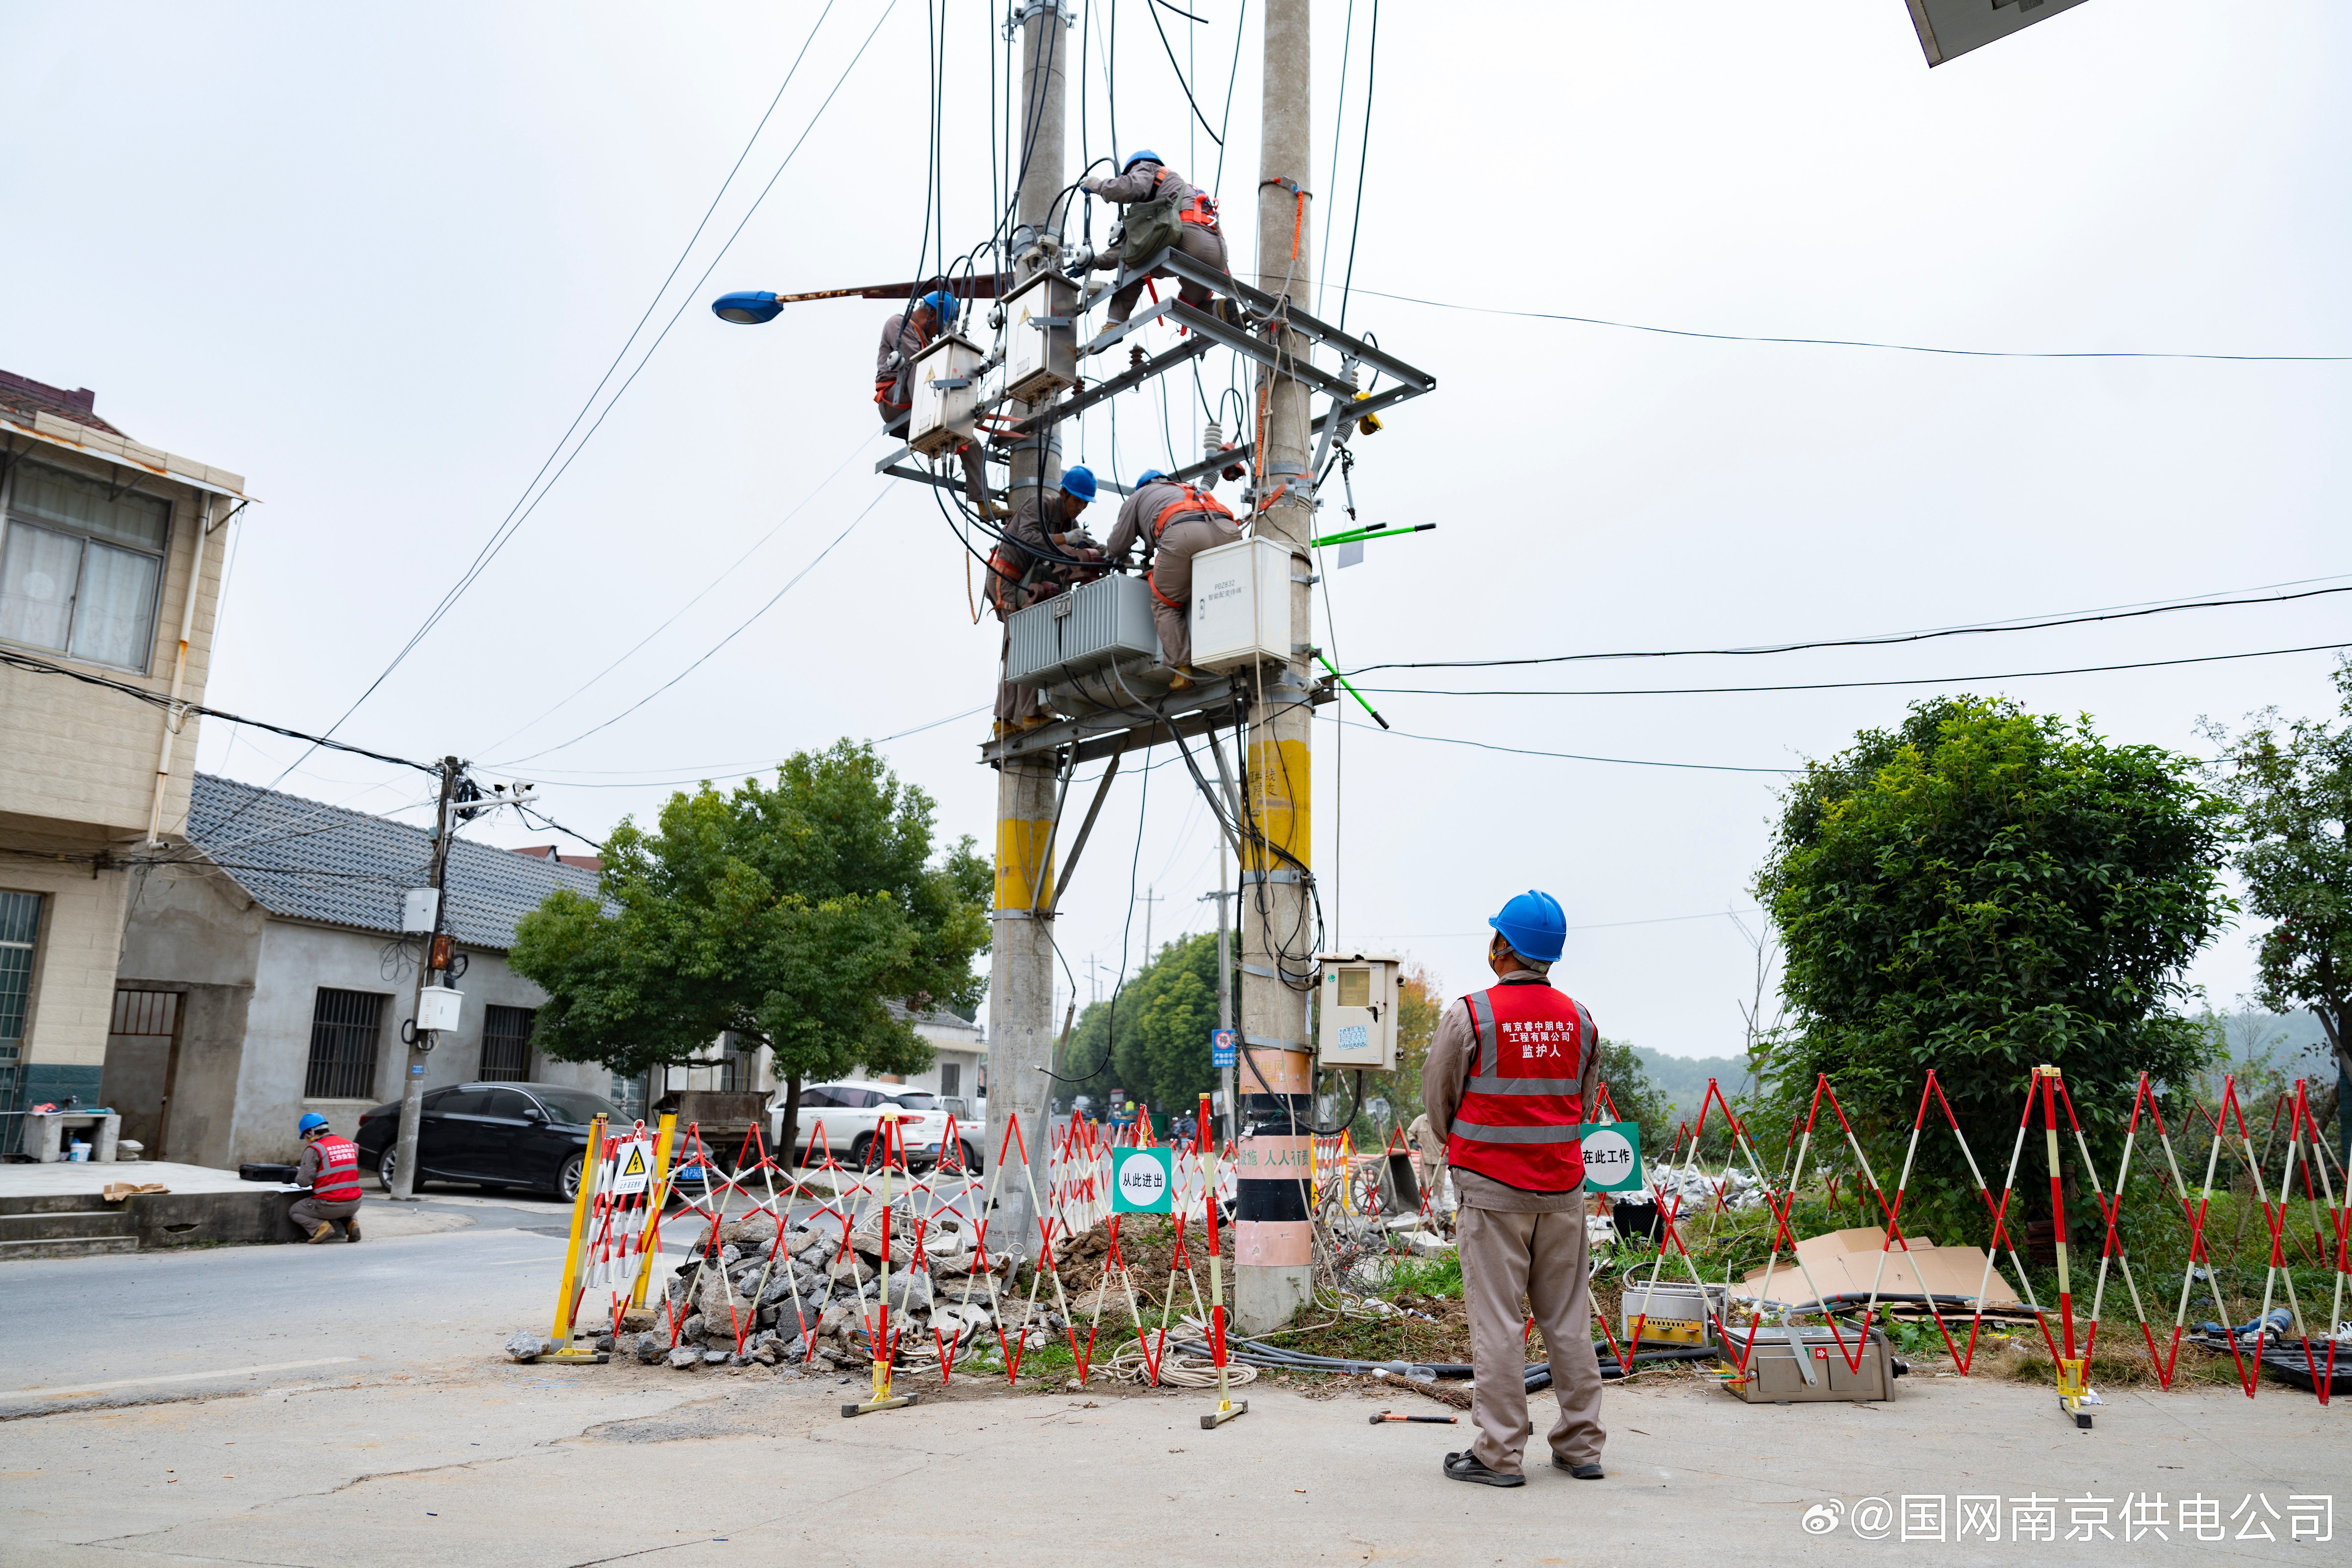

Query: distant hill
[1630,1046,1749,1120]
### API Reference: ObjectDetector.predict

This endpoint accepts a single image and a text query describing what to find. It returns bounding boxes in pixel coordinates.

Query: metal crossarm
[1006,334,1213,437]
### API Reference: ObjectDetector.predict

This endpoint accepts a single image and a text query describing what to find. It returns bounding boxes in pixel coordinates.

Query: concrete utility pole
[1233,0,1317,1336]
[388,756,461,1202]
[985,0,1068,1269]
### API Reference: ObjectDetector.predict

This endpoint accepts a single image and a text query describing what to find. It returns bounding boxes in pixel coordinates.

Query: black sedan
[355,1082,621,1200]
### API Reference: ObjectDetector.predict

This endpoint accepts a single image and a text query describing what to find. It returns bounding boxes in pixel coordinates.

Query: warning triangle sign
[622,1145,648,1178]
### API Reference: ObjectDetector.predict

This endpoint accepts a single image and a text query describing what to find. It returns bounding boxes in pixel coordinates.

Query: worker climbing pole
[1231,0,1318,1337]
[985,0,1071,1274]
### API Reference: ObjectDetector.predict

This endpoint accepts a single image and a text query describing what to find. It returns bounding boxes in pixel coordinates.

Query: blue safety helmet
[1122,148,1162,173]
[298,1112,331,1137]
[1059,465,1098,502]
[1135,469,1167,489]
[1488,889,1567,964]
[918,290,958,326]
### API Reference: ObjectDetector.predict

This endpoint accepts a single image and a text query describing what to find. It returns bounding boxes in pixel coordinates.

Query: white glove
[1061,527,1099,550]
[1079,171,1109,194]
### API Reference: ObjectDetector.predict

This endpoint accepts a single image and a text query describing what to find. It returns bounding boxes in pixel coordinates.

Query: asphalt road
[0,1174,991,1421]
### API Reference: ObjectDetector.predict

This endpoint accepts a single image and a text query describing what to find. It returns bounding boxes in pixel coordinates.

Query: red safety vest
[1443,980,1594,1192]
[308,1133,363,1204]
[1143,485,1236,609]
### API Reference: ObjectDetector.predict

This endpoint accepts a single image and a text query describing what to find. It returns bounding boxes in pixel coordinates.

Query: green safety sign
[1577,1121,1645,1195]
[1111,1146,1175,1213]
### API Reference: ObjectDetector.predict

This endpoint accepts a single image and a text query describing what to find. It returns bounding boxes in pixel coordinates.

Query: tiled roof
[188,773,602,951]
[0,368,124,437]
[887,999,983,1037]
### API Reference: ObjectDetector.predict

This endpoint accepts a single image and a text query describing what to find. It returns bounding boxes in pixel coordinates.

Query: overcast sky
[7,1,2345,1062]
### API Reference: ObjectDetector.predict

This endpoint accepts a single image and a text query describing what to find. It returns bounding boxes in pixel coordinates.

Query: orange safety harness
[1141,484,1236,609]
[1153,167,1220,230]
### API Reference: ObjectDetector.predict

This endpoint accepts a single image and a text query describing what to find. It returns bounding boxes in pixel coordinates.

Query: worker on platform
[291,1112,363,1244]
[987,465,1100,735]
[1102,469,1240,692]
[1077,150,1235,344]
[1421,891,1605,1487]
[877,290,999,516]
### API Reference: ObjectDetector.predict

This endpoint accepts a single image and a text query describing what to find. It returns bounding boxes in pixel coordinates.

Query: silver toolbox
[1005,573,1158,687]
[1721,1325,1899,1404]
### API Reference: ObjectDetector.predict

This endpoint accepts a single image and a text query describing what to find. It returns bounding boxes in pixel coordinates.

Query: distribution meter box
[401,888,439,934]
[416,985,465,1034]
[1317,953,1400,1069]
[908,333,983,456]
[1003,274,1077,402]
[1188,536,1293,673]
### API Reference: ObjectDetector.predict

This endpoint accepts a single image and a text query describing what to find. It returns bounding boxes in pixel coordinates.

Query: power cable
[1340,287,2352,362]
[1325,717,1796,775]
[1334,0,1378,334]
[305,2,850,749]
[1142,0,1223,148]
[1337,581,2352,677]
[494,488,892,765]
[1359,639,2352,699]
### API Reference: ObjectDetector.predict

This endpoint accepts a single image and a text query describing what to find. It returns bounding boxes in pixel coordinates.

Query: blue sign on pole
[1211,1028,1237,1068]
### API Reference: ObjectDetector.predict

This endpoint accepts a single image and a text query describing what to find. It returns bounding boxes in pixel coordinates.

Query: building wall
[0,828,134,1114]
[0,450,233,841]
[110,860,266,1165]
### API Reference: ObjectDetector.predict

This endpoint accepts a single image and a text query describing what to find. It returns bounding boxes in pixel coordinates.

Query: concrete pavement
[4,1353,2341,1565]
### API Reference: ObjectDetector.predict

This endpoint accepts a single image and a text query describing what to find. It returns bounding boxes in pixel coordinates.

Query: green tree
[2202,658,2352,1097]
[1057,932,1230,1120]
[1758,696,2230,1240]
[1378,963,1447,1134]
[509,742,990,1160]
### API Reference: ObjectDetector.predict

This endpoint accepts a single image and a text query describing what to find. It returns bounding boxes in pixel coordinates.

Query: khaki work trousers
[1457,1205,1605,1475]
[995,622,1041,725]
[1143,514,1241,671]
[1108,225,1229,323]
[289,1195,360,1237]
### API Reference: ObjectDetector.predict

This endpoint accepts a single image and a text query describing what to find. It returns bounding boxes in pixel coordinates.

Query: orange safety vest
[308,1133,364,1204]
[1149,167,1220,230]
[1443,982,1594,1193]
[1142,485,1236,609]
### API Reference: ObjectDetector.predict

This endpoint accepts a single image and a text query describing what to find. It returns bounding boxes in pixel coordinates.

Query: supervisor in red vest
[1421,889,1606,1488]
[292,1112,363,1244]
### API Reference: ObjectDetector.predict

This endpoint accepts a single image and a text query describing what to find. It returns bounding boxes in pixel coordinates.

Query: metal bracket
[1242,1034,1313,1054]
[1240,870,1304,885]
[928,376,977,390]
[1027,316,1075,329]
[1239,963,1280,979]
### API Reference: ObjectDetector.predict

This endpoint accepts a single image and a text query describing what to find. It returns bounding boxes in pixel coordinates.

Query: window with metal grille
[939,1063,960,1098]
[0,891,42,1153]
[718,1034,758,1092]
[479,1004,535,1082]
[304,988,386,1099]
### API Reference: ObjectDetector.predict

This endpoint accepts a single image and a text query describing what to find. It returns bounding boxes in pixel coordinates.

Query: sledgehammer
[1369,1411,1458,1424]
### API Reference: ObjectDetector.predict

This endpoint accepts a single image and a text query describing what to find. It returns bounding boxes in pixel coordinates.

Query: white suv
[773,1081,981,1172]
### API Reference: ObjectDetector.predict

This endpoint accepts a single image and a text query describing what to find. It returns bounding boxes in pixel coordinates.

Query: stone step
[0,1235,141,1261]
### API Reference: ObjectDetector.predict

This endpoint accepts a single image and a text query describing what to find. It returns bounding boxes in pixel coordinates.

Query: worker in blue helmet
[1102,469,1239,691]
[875,289,1000,517]
[291,1112,365,1243]
[1420,890,1607,1488]
[986,465,1104,736]
[1076,149,1236,345]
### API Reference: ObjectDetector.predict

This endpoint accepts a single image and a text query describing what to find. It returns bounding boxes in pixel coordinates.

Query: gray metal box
[1721,1325,1898,1405]
[1005,573,1158,687]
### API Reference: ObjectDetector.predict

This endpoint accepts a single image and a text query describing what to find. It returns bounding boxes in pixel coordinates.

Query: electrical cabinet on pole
[983,0,1069,1272]
[1231,0,1318,1337]
[387,756,460,1201]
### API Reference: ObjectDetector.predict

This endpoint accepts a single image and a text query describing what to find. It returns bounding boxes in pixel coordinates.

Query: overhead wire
[1338,286,2352,363]
[1357,640,2352,699]
[1337,580,2352,676]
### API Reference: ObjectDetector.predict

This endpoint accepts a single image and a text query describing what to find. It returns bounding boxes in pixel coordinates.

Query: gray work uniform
[877,309,988,505]
[1103,480,1240,672]
[1407,1111,1448,1211]
[989,488,1084,724]
[1090,161,1229,323]
[1421,971,1606,1477]
[289,1141,361,1237]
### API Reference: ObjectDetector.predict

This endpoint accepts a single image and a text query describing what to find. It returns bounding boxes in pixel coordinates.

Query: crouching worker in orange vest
[1101,471,1240,693]
[1421,890,1605,1487]
[291,1112,363,1243]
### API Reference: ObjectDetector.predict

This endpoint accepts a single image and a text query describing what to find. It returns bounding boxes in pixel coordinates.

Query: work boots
[306,1221,336,1244]
[345,1219,361,1243]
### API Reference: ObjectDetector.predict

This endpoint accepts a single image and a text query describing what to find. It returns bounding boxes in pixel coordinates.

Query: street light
[711,291,784,325]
